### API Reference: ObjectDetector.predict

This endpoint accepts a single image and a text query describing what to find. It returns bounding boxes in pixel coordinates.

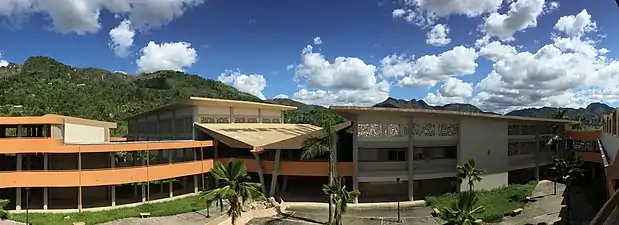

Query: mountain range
[0,56,612,136]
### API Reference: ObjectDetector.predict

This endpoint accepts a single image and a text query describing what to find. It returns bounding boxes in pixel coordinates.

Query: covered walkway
[195,122,351,197]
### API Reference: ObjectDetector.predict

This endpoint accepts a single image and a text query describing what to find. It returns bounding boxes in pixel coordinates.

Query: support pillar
[169,150,173,198]
[110,153,116,207]
[141,152,146,203]
[269,150,282,197]
[254,154,267,195]
[407,118,415,201]
[78,152,83,211]
[534,129,540,181]
[182,149,188,188]
[214,144,219,188]
[282,176,289,194]
[193,148,199,193]
[16,153,22,211]
[352,119,359,204]
[133,152,138,197]
[44,154,49,210]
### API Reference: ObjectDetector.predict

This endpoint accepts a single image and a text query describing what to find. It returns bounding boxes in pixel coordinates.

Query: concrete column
[141,152,146,203]
[169,150,173,198]
[352,119,359,204]
[44,154,49,210]
[282,176,289,194]
[269,150,282,197]
[193,148,199,193]
[407,118,415,201]
[254,154,267,194]
[534,128,540,181]
[111,153,116,207]
[214,144,219,187]
[16,153,22,211]
[182,149,188,188]
[133,152,138,197]
[78,152,83,211]
[160,151,165,193]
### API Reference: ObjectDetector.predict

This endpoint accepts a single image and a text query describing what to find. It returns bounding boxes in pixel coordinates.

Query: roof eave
[330,106,577,124]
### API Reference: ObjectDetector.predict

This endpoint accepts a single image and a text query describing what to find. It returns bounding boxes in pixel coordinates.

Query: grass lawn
[8,194,209,225]
[425,181,537,222]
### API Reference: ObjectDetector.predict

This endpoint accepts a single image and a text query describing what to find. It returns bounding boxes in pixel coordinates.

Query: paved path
[500,181,596,225]
[0,204,229,225]
[98,209,219,225]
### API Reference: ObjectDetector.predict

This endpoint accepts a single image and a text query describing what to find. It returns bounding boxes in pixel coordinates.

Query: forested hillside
[0,56,341,135]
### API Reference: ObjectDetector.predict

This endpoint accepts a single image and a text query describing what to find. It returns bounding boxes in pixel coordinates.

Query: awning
[195,123,322,153]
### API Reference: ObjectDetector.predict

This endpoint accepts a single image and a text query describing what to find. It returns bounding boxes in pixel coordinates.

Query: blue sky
[1,0,619,112]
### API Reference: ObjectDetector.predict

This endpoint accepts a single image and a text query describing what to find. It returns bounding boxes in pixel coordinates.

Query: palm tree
[550,151,584,223]
[301,119,337,224]
[439,191,485,225]
[322,177,360,225]
[547,109,570,152]
[199,161,263,224]
[456,159,484,192]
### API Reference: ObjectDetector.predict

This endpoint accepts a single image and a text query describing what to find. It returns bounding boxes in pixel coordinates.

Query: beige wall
[64,123,106,144]
[52,124,63,139]
[459,117,509,191]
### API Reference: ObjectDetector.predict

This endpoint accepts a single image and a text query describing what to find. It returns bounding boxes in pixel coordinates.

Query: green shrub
[0,199,9,219]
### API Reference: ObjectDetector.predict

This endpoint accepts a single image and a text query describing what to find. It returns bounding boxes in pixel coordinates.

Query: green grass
[425,181,537,222]
[8,194,209,225]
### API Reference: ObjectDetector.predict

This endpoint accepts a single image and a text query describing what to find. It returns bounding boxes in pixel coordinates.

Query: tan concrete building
[331,106,574,203]
[0,97,579,211]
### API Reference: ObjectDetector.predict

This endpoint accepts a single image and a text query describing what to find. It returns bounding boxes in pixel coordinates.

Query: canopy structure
[196,123,351,153]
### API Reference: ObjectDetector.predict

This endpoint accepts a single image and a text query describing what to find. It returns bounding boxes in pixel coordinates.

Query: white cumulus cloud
[0,0,205,34]
[109,19,135,57]
[137,41,197,73]
[218,70,267,100]
[426,24,451,46]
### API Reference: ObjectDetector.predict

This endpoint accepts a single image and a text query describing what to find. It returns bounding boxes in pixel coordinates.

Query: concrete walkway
[500,180,596,225]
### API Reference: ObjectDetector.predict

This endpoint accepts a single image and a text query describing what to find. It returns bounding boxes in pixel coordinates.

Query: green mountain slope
[0,56,270,135]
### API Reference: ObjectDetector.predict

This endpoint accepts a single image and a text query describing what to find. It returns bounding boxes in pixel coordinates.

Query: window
[413,146,457,160]
[388,150,406,161]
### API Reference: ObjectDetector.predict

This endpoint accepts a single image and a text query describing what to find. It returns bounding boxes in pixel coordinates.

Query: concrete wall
[52,124,63,139]
[64,123,106,144]
[601,132,619,165]
[459,117,509,191]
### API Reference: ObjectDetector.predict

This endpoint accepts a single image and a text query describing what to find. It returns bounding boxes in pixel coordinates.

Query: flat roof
[43,114,117,128]
[330,106,578,124]
[66,140,197,145]
[0,114,117,128]
[125,96,297,120]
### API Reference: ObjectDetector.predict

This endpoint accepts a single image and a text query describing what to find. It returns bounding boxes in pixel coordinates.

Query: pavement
[98,209,220,225]
[499,180,596,225]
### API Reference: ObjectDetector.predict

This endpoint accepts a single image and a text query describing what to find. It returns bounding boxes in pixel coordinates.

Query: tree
[0,199,8,219]
[456,159,484,192]
[547,109,570,152]
[549,151,584,223]
[322,177,360,225]
[439,192,485,225]
[199,161,263,224]
[300,119,337,224]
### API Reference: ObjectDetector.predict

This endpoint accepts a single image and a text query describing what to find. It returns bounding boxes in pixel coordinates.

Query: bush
[0,199,9,219]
